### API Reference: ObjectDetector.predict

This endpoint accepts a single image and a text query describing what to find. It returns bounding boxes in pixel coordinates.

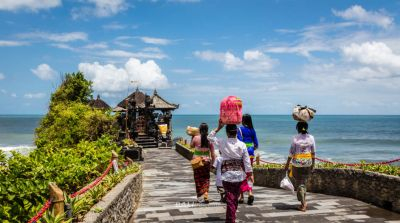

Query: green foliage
[256,162,400,176]
[0,136,120,222]
[0,71,141,222]
[50,72,92,106]
[35,102,118,148]
[67,163,140,221]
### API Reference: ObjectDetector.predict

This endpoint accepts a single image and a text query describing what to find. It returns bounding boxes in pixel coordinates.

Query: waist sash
[221,159,244,173]
[194,150,210,156]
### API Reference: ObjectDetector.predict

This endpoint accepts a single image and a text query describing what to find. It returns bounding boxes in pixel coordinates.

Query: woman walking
[208,120,252,223]
[237,114,258,205]
[190,123,215,203]
[284,121,316,212]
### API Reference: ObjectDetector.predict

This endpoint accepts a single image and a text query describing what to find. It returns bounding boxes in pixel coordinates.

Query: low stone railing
[253,167,400,213]
[81,172,143,222]
[176,142,400,213]
[175,142,193,160]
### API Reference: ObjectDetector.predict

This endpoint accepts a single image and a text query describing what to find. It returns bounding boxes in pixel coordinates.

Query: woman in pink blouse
[190,123,216,203]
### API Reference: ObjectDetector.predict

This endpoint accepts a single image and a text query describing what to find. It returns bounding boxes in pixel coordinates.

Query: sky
[0,0,400,115]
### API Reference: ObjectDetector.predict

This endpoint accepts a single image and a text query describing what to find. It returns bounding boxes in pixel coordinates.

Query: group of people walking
[190,114,316,223]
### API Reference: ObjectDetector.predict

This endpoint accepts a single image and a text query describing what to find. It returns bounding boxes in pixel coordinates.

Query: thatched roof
[149,89,179,110]
[115,88,178,111]
[117,88,148,109]
[89,95,111,110]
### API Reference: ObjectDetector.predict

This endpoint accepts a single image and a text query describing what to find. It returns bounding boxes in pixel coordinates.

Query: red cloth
[240,176,252,193]
[193,161,211,197]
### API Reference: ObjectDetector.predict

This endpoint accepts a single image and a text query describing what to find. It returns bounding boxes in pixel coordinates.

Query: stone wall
[175,142,193,160]
[253,167,400,213]
[81,173,142,223]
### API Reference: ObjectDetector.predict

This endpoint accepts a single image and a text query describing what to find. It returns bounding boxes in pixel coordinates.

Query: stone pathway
[132,148,400,223]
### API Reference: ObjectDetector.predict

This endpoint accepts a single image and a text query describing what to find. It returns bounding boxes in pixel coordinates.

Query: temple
[114,88,179,149]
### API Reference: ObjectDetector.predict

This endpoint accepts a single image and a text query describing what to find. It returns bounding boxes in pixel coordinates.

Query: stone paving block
[132,148,400,223]
[346,214,371,219]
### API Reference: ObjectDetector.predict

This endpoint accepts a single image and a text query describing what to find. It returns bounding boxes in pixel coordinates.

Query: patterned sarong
[292,166,311,204]
[223,181,241,223]
[193,160,211,197]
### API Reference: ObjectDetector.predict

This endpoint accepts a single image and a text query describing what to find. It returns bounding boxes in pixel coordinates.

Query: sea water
[0,115,399,163]
[172,115,400,163]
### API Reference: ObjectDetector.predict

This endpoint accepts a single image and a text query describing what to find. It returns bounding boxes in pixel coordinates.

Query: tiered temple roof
[89,95,111,110]
[115,89,178,111]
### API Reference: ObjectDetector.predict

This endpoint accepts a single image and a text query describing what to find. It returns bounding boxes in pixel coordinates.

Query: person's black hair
[199,123,209,148]
[242,114,254,129]
[296,121,308,134]
[226,124,238,137]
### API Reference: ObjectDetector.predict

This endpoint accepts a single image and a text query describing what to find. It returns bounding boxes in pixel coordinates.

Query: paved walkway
[133,148,400,223]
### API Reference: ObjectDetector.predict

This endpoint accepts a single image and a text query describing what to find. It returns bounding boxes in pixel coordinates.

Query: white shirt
[213,156,223,187]
[208,130,252,182]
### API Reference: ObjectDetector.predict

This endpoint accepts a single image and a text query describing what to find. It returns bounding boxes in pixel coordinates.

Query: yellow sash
[292,153,313,159]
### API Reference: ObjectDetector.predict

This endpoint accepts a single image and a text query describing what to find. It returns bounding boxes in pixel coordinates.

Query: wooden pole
[49,182,64,219]
[256,153,260,165]
[125,99,130,139]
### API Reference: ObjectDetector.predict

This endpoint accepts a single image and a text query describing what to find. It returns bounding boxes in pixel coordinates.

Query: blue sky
[1,0,400,115]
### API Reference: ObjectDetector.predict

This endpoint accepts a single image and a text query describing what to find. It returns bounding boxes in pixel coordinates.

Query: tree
[50,72,93,106]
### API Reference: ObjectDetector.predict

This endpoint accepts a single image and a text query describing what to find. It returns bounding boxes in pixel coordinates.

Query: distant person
[284,121,316,212]
[208,120,252,223]
[190,123,215,203]
[237,114,258,205]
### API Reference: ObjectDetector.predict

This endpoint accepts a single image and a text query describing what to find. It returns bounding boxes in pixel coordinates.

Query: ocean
[172,115,400,163]
[1,115,399,163]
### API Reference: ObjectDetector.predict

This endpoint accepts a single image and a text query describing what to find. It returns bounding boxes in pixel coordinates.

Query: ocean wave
[0,145,36,156]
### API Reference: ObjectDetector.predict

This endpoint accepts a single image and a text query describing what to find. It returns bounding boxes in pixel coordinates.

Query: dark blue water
[172,115,400,163]
[0,115,399,162]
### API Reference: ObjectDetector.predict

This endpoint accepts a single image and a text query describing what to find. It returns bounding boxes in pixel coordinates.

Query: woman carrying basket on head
[284,121,316,212]
[190,123,216,203]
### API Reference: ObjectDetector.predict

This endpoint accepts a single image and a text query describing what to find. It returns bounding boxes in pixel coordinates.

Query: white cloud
[18,32,88,42]
[102,22,126,30]
[78,58,169,92]
[140,37,172,45]
[0,0,61,11]
[101,49,167,59]
[342,41,400,69]
[72,0,128,19]
[11,93,17,98]
[194,50,278,73]
[31,64,57,80]
[51,43,76,51]
[0,40,29,47]
[83,42,108,49]
[0,73,4,80]
[171,69,193,74]
[333,5,393,28]
[24,93,46,99]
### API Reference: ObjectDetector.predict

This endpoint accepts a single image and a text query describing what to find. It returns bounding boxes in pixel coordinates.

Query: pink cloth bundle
[220,96,243,124]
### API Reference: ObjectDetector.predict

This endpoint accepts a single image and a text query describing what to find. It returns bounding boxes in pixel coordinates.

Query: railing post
[112,150,119,173]
[49,182,64,220]
[256,153,260,165]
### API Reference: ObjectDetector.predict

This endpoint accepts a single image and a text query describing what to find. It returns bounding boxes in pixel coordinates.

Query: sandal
[247,195,254,205]
[238,198,244,204]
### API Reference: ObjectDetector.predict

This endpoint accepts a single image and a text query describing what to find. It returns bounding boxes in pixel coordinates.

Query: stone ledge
[81,172,143,223]
[175,142,193,160]
[253,167,400,213]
